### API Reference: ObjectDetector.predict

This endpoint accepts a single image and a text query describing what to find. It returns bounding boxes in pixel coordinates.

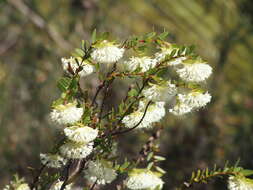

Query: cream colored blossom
[50,102,83,125]
[143,81,177,102]
[125,169,164,190]
[91,40,124,64]
[60,141,93,159]
[123,56,157,72]
[228,176,253,190]
[40,153,67,168]
[178,91,211,109]
[50,180,72,190]
[85,160,117,185]
[64,125,98,143]
[169,102,192,116]
[176,62,212,82]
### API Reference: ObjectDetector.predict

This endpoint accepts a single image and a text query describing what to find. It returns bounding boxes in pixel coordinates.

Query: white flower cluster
[122,101,166,129]
[123,56,157,72]
[64,125,98,143]
[91,40,124,64]
[50,102,83,125]
[176,62,212,82]
[228,176,253,190]
[3,184,30,190]
[60,141,94,159]
[85,160,117,185]
[155,46,212,82]
[50,180,72,190]
[40,153,67,168]
[125,169,164,190]
[60,125,98,159]
[169,91,211,115]
[61,57,94,77]
[3,178,30,190]
[143,81,177,102]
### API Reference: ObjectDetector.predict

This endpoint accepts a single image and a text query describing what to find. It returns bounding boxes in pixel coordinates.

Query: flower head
[178,91,211,109]
[85,160,117,185]
[123,56,157,72]
[64,125,98,143]
[176,62,212,82]
[40,153,67,168]
[125,169,164,190]
[228,176,253,190]
[61,57,94,77]
[50,180,72,190]
[169,102,192,116]
[3,177,30,190]
[122,101,166,129]
[155,46,178,62]
[91,40,124,64]
[60,141,93,159]
[50,102,83,125]
[143,81,177,102]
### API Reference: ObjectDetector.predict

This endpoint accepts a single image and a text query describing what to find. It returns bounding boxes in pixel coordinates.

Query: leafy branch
[177,161,253,189]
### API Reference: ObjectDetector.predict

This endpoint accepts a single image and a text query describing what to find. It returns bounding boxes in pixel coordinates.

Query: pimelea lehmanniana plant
[4,31,253,190]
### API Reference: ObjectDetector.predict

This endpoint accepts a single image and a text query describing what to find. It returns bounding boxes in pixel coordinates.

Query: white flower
[85,160,117,185]
[122,101,166,129]
[61,57,94,77]
[59,141,93,159]
[3,183,30,190]
[155,47,176,62]
[50,180,72,190]
[169,57,187,66]
[50,103,83,125]
[16,184,30,190]
[91,41,124,64]
[40,153,67,168]
[123,57,157,72]
[143,81,177,102]
[125,169,164,190]
[64,125,98,143]
[178,91,211,109]
[228,176,253,190]
[169,102,192,116]
[176,62,212,82]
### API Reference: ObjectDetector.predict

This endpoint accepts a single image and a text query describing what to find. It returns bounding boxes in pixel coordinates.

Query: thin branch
[91,63,117,107]
[30,164,47,190]
[60,160,73,190]
[89,179,98,190]
[136,127,162,165]
[111,101,152,136]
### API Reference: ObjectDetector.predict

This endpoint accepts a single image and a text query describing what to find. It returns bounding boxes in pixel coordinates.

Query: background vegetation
[0,0,253,189]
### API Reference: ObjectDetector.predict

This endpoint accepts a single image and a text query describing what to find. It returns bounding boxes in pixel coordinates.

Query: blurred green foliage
[0,0,253,189]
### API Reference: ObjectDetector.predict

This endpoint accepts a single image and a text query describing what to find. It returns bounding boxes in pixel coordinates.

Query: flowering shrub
[4,31,253,190]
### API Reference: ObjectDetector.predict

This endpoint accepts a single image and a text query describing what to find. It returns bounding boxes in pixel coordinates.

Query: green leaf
[145,32,156,40]
[120,161,130,170]
[75,48,85,57]
[147,162,154,170]
[98,32,109,41]
[57,77,72,92]
[155,166,166,174]
[170,49,178,57]
[128,89,138,97]
[154,155,166,161]
[91,29,97,43]
[158,31,169,40]
[240,169,253,176]
[147,152,154,161]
